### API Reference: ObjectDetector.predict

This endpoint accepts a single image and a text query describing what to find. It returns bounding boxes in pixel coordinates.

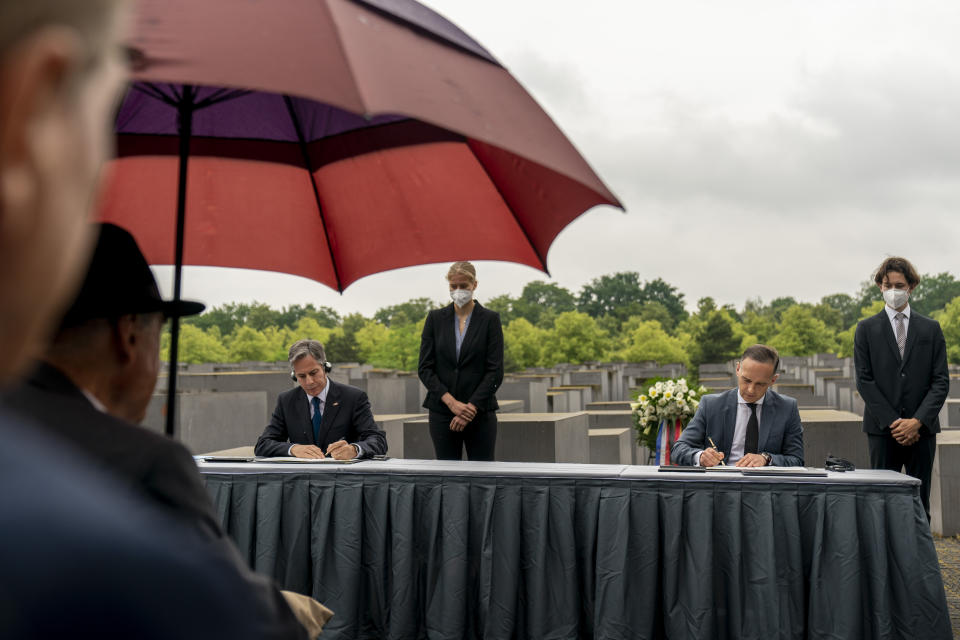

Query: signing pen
[707,436,726,466]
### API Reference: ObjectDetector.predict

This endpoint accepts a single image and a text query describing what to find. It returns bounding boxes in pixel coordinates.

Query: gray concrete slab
[498,400,523,413]
[587,410,633,429]
[495,412,590,463]
[800,409,869,469]
[569,370,610,402]
[375,413,429,459]
[589,428,633,464]
[586,401,633,411]
[145,390,268,455]
[498,378,549,413]
[932,431,960,536]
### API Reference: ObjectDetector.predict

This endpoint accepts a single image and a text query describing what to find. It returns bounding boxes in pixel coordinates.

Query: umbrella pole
[165,85,195,438]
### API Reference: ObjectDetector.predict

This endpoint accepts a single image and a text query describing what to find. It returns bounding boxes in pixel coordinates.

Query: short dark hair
[873,257,920,288]
[741,344,779,372]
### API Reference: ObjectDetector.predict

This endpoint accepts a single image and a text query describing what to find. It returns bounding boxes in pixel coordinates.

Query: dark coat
[254,380,386,458]
[418,302,504,415]
[2,362,223,539]
[854,310,949,434]
[671,388,805,467]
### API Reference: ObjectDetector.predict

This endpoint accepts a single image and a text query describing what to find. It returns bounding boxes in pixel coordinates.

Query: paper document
[255,457,360,464]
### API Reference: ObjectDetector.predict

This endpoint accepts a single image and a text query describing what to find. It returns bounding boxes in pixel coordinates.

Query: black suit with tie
[254,380,386,458]
[418,302,504,460]
[854,307,949,516]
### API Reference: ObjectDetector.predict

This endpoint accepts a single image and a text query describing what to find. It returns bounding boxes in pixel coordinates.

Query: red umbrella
[99,0,621,435]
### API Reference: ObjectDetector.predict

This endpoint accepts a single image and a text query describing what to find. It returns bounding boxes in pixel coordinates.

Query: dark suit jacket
[671,388,805,467]
[854,309,949,435]
[0,407,307,640]
[2,362,223,539]
[418,302,504,415]
[254,380,386,458]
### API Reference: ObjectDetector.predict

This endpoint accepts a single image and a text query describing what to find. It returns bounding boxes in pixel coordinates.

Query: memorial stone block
[589,428,633,464]
[799,409,869,470]
[931,432,960,536]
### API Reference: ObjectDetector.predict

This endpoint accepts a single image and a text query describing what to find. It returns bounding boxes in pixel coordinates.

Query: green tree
[695,310,742,366]
[374,297,435,327]
[835,301,884,357]
[161,324,229,364]
[820,293,860,329]
[811,302,843,333]
[576,272,645,321]
[542,311,611,366]
[291,317,333,344]
[325,313,367,363]
[767,297,797,322]
[226,326,273,361]
[634,301,675,332]
[367,320,423,370]
[262,325,293,361]
[854,279,878,313]
[513,281,576,326]
[769,305,836,356]
[276,303,340,329]
[485,294,517,326]
[741,310,775,344]
[355,320,390,363]
[911,272,960,316]
[503,318,547,371]
[615,320,688,366]
[641,278,687,326]
[934,297,960,364]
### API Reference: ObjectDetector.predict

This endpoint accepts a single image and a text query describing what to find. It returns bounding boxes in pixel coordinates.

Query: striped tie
[895,313,906,358]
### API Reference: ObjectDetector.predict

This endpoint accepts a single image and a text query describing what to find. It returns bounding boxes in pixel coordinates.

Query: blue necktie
[311,396,322,445]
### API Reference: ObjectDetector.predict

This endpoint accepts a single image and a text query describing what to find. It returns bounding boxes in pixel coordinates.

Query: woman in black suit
[418,261,504,460]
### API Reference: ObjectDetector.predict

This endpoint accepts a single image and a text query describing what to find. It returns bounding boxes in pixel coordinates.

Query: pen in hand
[707,437,726,466]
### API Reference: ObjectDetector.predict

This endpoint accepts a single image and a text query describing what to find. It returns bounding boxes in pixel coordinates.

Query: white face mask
[450,288,473,308]
[883,288,909,310]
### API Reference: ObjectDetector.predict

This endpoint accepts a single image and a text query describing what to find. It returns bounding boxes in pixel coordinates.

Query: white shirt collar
[884,303,911,320]
[736,389,765,406]
[80,388,108,413]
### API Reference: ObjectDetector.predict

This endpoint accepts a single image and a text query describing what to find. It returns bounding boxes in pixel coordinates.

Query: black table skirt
[202,463,951,639]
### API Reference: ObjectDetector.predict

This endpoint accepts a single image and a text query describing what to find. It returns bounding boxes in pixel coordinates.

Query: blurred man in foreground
[0,2,308,637]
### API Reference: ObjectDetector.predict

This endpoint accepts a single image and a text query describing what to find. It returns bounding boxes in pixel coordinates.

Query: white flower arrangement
[632,378,709,451]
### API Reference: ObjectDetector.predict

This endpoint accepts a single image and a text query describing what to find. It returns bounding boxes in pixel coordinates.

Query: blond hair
[446,261,477,284]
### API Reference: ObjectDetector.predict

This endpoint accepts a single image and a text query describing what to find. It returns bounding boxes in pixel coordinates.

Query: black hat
[59,223,205,328]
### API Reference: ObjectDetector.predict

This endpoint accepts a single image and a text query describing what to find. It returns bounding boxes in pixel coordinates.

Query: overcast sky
[154,0,960,316]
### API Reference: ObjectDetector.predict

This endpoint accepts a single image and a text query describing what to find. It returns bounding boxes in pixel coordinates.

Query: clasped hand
[890,418,921,446]
[447,399,477,432]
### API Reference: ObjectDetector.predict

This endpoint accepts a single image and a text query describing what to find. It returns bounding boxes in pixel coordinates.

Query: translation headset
[290,361,333,381]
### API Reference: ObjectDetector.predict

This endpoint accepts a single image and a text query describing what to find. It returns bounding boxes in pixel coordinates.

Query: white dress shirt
[696,390,765,466]
[884,303,911,341]
[288,378,337,456]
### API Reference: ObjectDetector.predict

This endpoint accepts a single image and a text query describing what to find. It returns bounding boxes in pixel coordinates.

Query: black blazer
[854,309,949,435]
[418,302,504,415]
[254,380,386,458]
[1,362,223,539]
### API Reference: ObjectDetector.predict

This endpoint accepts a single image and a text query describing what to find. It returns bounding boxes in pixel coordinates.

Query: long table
[198,460,951,639]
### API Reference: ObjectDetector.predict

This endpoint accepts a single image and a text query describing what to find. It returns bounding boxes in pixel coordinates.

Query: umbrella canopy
[98,0,621,437]
[101,0,621,290]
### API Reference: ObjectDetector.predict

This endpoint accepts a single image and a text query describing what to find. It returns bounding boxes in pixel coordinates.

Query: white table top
[196,458,918,486]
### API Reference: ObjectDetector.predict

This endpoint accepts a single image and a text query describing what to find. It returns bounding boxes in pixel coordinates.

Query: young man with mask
[853,257,949,519]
